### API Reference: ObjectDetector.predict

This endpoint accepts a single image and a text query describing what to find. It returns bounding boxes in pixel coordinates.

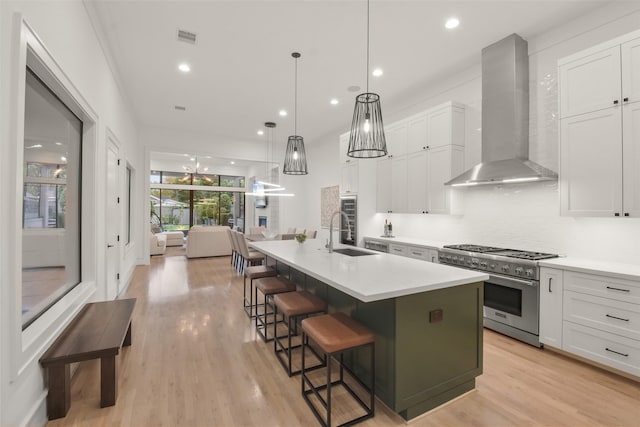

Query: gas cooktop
[442,244,558,261]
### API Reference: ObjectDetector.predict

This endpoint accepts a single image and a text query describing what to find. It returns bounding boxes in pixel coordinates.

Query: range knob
[446,255,452,262]
[479,262,487,269]
[471,258,479,266]
[489,263,496,270]
[501,265,510,273]
[515,267,524,275]
[466,259,472,266]
[452,256,458,263]
[525,269,534,278]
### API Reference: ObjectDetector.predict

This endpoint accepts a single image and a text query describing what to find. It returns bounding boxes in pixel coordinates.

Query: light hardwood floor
[46,255,640,427]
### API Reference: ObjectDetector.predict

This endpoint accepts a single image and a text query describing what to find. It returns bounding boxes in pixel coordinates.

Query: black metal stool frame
[243,268,274,319]
[254,287,290,342]
[301,337,375,427]
[273,305,326,377]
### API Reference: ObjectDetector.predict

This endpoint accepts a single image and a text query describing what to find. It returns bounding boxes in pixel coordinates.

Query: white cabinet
[376,101,466,214]
[539,268,564,348]
[560,108,622,216]
[376,157,392,213]
[559,32,640,217]
[389,243,408,257]
[339,132,359,194]
[544,265,640,377]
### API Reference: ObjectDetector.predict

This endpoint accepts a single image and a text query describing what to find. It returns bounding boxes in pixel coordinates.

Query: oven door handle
[488,273,537,288]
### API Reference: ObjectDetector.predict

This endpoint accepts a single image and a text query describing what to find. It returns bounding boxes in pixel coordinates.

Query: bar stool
[243,265,277,318]
[236,231,265,274]
[301,312,375,427]
[254,276,296,342]
[273,291,327,376]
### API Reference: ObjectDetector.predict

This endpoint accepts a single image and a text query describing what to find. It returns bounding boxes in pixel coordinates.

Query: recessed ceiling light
[60,156,67,162]
[54,142,62,146]
[178,63,191,72]
[445,17,460,29]
[330,98,339,105]
[279,110,288,117]
[372,68,383,77]
[230,161,235,165]
[257,130,264,135]
[190,157,195,161]
[25,144,43,149]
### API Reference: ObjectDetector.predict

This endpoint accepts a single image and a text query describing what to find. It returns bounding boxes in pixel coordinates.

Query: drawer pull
[606,286,630,293]
[495,312,507,319]
[411,252,422,256]
[605,347,629,357]
[548,277,552,293]
[606,314,629,322]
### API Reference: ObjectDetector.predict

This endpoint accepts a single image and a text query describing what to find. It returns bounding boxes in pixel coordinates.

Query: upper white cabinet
[339,133,359,194]
[376,101,466,214]
[559,31,640,217]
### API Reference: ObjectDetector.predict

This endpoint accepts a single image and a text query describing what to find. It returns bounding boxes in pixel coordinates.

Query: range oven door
[483,273,539,336]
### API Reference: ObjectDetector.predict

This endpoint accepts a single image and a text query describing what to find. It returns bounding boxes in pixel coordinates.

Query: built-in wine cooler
[340,195,357,246]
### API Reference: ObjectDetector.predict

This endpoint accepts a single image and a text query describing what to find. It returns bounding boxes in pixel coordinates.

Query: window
[150,170,246,231]
[22,69,82,328]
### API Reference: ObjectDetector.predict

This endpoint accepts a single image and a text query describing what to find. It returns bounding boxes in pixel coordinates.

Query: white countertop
[539,257,640,281]
[363,235,448,249]
[249,240,488,302]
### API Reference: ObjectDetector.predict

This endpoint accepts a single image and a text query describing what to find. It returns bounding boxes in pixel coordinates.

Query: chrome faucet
[328,210,352,253]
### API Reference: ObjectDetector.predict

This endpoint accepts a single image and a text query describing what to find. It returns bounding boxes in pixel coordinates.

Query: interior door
[106,140,120,299]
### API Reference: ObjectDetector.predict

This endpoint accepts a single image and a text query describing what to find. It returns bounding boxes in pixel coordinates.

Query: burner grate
[495,250,558,261]
[442,244,504,253]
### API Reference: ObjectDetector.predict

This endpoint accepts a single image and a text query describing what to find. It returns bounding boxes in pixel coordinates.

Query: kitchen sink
[332,248,375,257]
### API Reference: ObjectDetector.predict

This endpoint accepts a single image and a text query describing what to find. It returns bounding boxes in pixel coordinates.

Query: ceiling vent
[174,105,186,111]
[177,29,197,44]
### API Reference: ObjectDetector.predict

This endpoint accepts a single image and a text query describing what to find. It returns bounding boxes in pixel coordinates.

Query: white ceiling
[87,0,612,153]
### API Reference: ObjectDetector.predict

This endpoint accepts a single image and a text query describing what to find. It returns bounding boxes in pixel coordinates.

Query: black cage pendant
[283,135,308,175]
[283,52,308,175]
[348,92,386,158]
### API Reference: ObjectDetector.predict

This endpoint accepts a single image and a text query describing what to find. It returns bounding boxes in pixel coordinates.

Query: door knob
[107,244,114,248]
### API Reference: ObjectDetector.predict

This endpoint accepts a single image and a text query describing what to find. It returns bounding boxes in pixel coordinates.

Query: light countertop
[363,235,448,249]
[249,240,488,302]
[539,257,640,281]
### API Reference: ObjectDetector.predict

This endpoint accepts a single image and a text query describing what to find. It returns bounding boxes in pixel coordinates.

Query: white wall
[295,1,640,265]
[0,1,140,426]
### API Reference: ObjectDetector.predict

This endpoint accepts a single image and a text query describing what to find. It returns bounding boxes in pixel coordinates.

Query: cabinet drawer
[564,291,640,341]
[563,321,640,377]
[564,271,640,304]
[389,244,408,257]
[405,246,439,263]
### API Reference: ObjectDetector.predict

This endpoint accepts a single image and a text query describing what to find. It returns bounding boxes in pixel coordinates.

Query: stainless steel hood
[445,34,557,186]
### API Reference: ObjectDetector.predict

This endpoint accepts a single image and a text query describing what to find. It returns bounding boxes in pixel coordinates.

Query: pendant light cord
[294,56,298,136]
[366,0,370,94]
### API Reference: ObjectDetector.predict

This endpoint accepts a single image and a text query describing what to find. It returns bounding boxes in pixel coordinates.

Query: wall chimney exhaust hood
[445,34,557,186]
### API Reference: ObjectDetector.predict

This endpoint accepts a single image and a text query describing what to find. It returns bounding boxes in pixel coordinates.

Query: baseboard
[20,390,47,427]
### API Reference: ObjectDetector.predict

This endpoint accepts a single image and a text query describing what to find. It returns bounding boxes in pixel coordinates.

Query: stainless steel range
[438,244,558,347]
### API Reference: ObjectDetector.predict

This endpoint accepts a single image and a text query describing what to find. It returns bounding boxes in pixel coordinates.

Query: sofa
[150,233,167,256]
[186,226,233,258]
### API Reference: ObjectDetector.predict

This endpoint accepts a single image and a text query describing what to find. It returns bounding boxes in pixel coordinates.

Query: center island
[249,239,489,420]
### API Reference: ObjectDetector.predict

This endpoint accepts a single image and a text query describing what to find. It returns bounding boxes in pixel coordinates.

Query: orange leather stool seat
[243,265,277,318]
[254,276,296,342]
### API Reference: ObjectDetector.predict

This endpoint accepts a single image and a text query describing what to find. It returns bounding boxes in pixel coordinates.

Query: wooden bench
[39,298,136,419]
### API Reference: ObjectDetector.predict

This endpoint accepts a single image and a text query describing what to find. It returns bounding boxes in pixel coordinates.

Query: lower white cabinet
[540,266,640,377]
[563,322,640,377]
[540,268,564,348]
[388,243,438,263]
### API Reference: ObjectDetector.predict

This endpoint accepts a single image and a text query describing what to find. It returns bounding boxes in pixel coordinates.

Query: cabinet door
[341,161,358,194]
[623,96,640,217]
[426,105,453,148]
[406,113,428,153]
[385,122,407,157]
[540,268,563,348]
[339,132,352,164]
[621,37,640,105]
[392,155,408,213]
[376,157,392,213]
[560,108,622,216]
[406,151,427,213]
[559,46,621,118]
[389,243,408,257]
[426,146,464,214]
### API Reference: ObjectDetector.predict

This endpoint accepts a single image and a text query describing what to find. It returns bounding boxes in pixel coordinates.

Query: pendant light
[246,122,294,197]
[348,0,387,158]
[283,52,308,175]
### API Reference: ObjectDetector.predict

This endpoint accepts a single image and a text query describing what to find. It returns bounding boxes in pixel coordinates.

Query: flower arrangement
[295,233,307,244]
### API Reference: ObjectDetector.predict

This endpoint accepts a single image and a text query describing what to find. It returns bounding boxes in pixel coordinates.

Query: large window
[22,69,82,328]
[150,170,245,232]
